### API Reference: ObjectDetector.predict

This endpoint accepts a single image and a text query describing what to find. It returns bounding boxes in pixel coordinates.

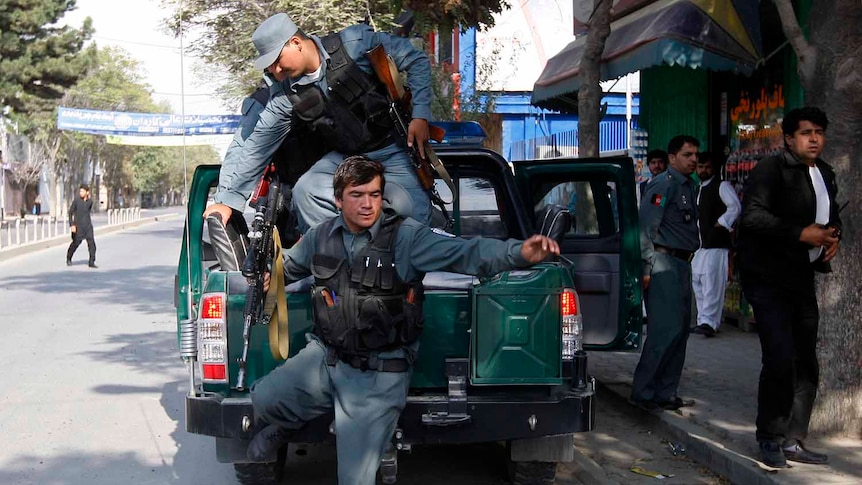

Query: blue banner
[57,107,240,136]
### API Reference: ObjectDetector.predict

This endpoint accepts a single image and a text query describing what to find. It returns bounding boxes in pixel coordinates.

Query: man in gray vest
[247,156,560,484]
[691,152,741,337]
[630,135,700,413]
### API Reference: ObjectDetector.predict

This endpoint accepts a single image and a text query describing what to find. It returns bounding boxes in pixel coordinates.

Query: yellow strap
[264,227,289,360]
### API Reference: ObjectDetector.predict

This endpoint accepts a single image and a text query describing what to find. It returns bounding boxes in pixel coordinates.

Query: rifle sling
[426,147,455,204]
[263,227,290,361]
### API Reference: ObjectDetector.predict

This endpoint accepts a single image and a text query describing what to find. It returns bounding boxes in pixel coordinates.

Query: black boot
[246,424,292,463]
[759,440,788,468]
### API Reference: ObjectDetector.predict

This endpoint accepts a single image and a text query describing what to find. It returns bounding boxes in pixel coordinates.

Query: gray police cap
[252,13,299,71]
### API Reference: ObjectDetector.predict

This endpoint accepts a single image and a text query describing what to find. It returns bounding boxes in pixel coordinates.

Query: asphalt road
[0,217,558,485]
[0,216,721,485]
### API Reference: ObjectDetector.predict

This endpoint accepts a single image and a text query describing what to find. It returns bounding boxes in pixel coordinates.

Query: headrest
[383,182,414,218]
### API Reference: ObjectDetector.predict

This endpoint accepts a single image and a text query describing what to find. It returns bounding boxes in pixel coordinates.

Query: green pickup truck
[175,132,643,484]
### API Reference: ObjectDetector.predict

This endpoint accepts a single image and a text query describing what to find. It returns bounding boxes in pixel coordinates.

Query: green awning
[532,0,763,113]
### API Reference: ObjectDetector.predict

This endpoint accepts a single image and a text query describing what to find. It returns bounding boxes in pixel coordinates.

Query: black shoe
[629,398,663,414]
[784,440,828,464]
[759,441,788,468]
[247,424,292,462]
[657,396,695,410]
[692,324,716,337]
[66,259,72,266]
[88,263,98,268]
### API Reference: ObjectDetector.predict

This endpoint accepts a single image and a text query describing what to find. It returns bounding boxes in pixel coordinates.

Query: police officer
[630,135,700,412]
[205,12,434,233]
[247,156,559,485]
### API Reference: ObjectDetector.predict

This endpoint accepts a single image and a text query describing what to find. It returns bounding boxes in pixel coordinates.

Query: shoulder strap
[322,32,348,70]
[250,87,269,106]
[315,218,344,258]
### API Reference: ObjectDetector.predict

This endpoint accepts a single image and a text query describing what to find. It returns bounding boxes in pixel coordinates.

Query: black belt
[325,347,409,373]
[654,244,694,263]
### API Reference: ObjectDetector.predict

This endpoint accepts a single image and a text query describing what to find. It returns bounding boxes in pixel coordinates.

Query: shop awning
[532,0,763,113]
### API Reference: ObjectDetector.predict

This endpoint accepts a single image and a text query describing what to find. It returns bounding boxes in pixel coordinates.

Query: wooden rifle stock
[368,45,444,191]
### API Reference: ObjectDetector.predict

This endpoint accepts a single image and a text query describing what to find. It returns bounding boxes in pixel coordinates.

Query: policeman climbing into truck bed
[204,12,435,233]
[247,156,560,485]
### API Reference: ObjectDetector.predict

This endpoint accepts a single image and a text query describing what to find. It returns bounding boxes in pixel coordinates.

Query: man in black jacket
[738,107,840,468]
[67,184,97,268]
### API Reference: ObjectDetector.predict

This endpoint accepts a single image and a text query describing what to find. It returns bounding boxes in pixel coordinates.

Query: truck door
[176,164,222,323]
[514,157,642,351]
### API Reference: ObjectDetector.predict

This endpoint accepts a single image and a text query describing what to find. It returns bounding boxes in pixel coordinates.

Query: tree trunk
[576,0,612,158]
[796,0,862,437]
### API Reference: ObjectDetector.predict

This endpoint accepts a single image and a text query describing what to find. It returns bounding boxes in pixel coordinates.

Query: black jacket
[737,149,841,290]
[69,197,94,230]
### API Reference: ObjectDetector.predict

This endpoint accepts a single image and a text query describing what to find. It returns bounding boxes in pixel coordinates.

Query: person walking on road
[691,152,741,337]
[631,135,700,413]
[738,107,839,468]
[67,184,97,268]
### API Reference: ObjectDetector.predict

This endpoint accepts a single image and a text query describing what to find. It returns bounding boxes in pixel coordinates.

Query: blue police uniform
[215,24,433,230]
[631,166,700,406]
[251,213,533,485]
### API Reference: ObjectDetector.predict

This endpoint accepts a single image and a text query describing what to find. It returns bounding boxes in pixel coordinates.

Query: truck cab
[175,130,642,484]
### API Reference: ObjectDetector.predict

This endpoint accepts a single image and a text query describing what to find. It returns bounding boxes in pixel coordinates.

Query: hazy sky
[62,0,227,115]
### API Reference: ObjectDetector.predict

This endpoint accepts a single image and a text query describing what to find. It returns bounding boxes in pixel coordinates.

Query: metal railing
[510,120,635,161]
[0,208,142,251]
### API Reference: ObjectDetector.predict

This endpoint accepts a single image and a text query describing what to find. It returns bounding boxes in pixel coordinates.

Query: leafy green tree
[0,0,95,119]
[162,0,509,108]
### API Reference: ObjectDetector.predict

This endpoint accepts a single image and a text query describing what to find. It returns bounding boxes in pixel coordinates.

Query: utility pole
[0,112,7,222]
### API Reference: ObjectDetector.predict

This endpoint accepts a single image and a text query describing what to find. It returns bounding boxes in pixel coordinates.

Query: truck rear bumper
[186,384,595,445]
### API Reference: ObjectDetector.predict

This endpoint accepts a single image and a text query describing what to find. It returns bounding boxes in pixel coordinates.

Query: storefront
[531,0,813,325]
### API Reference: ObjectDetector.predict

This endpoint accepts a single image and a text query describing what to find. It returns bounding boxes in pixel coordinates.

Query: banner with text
[57,107,240,136]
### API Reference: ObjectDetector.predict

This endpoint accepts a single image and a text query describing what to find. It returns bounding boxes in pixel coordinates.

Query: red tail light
[198,292,228,383]
[200,293,224,320]
[202,363,226,380]
[561,290,578,316]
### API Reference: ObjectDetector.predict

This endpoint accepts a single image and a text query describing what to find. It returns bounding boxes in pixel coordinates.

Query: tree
[576,0,611,158]
[162,0,510,108]
[772,0,862,436]
[0,0,95,119]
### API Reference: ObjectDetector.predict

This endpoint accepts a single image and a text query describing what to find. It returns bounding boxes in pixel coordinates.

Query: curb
[0,213,182,263]
[569,447,622,485]
[596,381,785,485]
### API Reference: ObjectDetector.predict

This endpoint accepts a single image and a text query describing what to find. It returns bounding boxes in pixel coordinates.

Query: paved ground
[588,323,862,484]
[2,213,859,484]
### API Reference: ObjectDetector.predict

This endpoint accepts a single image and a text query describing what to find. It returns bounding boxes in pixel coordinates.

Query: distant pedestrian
[67,184,97,268]
[738,107,838,468]
[691,153,741,337]
[34,195,42,216]
[630,135,700,413]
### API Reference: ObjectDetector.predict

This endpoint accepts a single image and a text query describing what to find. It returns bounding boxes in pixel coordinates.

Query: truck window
[432,176,508,239]
[534,180,619,238]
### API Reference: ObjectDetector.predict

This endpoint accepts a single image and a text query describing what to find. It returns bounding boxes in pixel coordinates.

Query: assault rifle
[236,165,283,390]
[367,44,455,217]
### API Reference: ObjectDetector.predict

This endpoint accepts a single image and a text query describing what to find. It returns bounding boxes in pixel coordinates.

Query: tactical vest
[697,178,733,249]
[310,212,424,356]
[288,33,395,155]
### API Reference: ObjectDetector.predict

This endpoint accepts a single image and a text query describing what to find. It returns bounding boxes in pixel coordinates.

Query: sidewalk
[0,207,183,262]
[589,323,861,484]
